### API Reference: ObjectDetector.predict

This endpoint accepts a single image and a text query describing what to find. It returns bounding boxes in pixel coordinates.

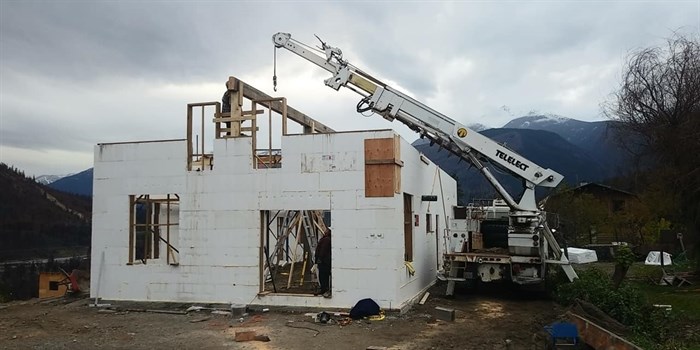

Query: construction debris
[433,306,455,322]
[419,292,430,305]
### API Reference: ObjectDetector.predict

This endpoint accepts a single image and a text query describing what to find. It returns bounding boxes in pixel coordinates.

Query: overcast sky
[1,1,698,177]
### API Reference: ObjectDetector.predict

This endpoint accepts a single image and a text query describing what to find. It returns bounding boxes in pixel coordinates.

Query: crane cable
[273,46,278,92]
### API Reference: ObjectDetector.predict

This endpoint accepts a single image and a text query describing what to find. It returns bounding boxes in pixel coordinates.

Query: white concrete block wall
[91,130,456,309]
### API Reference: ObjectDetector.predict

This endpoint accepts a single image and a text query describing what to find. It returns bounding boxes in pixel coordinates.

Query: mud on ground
[0,283,563,350]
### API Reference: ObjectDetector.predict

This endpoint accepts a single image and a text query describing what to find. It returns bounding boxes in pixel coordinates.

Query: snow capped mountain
[502,114,629,179]
[35,174,71,185]
[503,114,572,129]
[503,114,605,146]
[48,168,93,196]
[467,123,488,132]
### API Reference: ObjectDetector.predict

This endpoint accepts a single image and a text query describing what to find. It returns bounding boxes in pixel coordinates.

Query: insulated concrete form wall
[91,130,456,310]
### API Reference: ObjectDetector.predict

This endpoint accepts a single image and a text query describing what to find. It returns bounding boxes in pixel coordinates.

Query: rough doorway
[259,210,330,295]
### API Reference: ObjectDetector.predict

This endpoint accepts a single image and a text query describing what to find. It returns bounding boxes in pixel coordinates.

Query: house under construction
[90,76,456,311]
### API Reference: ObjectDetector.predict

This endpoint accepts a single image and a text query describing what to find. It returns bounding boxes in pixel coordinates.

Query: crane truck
[272,33,578,294]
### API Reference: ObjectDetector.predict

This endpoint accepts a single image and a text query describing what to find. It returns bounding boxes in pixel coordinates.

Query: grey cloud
[1,1,697,176]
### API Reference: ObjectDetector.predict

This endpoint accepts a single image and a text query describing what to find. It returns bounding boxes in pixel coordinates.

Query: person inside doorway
[315,227,332,298]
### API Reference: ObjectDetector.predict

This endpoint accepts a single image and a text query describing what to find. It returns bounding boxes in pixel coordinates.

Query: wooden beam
[229,76,335,134]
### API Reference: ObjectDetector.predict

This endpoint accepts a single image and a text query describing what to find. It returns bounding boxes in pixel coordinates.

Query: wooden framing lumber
[227,76,335,134]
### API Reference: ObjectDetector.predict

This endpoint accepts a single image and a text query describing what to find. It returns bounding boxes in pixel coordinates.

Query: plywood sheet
[364,137,402,197]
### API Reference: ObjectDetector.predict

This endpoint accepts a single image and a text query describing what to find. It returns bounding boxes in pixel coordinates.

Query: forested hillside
[0,163,91,261]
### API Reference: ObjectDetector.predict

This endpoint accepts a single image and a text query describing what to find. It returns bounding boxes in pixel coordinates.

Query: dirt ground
[0,283,564,350]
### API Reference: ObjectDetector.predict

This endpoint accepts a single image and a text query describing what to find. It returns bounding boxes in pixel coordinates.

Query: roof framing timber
[227,76,335,134]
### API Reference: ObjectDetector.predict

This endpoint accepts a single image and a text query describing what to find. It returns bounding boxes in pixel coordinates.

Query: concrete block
[433,306,455,321]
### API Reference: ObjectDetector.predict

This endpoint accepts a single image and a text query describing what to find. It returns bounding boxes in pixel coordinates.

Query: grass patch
[633,282,700,320]
[557,263,700,349]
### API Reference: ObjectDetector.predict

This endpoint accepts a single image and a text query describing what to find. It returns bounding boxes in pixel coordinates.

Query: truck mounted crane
[272,33,578,291]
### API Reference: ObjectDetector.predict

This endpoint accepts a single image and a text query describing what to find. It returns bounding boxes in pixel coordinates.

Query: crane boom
[272,32,577,283]
[273,32,561,212]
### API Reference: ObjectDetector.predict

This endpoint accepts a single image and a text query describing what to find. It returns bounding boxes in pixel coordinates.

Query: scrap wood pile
[570,299,628,336]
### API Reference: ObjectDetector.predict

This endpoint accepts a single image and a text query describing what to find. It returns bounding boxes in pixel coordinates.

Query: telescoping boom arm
[273,32,562,213]
[273,33,578,283]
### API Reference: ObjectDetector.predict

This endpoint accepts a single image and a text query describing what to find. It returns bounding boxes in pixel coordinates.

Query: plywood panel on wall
[365,136,403,197]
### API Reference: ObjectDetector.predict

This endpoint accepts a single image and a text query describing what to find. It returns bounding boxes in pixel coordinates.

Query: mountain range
[35,174,71,185]
[502,114,628,178]
[47,168,93,196]
[414,114,630,204]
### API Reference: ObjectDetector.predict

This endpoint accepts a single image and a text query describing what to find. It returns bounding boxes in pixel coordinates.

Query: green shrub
[555,267,671,344]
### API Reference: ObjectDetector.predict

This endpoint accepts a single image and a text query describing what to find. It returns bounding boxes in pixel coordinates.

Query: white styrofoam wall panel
[184,175,205,194]
[199,230,260,251]
[90,193,125,214]
[179,209,215,231]
[331,208,399,230]
[331,268,359,291]
[95,159,184,180]
[301,151,360,173]
[251,294,344,309]
[210,210,259,230]
[92,129,457,307]
[92,179,120,199]
[356,193,399,210]
[356,229,404,250]
[329,229,358,249]
[333,248,400,270]
[120,177,186,197]
[213,137,253,158]
[275,173,321,192]
[95,141,185,163]
[278,152,301,174]
[187,174,248,194]
[209,155,254,174]
[283,130,393,155]
[319,171,364,192]
[202,250,259,268]
[191,192,260,211]
[330,190,358,210]
[258,191,331,210]
[208,228,261,248]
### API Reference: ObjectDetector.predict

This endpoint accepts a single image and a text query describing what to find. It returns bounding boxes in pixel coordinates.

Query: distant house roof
[572,182,636,197]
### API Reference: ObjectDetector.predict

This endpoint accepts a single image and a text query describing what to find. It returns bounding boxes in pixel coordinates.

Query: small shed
[38,272,67,299]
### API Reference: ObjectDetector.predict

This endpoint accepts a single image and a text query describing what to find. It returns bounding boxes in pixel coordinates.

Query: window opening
[403,193,413,262]
[49,281,59,291]
[187,102,219,171]
[129,194,180,265]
